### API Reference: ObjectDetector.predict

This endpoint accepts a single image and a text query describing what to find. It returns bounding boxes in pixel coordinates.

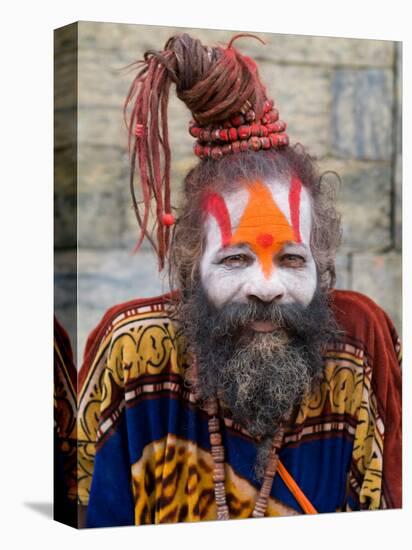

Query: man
[78,33,402,527]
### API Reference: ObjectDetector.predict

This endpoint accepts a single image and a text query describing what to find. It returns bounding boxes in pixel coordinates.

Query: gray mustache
[208,299,319,338]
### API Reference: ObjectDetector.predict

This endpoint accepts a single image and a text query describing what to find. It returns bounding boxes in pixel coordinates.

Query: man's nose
[245,274,285,303]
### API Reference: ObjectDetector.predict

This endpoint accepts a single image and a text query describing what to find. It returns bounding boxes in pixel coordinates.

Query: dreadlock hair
[124,33,268,269]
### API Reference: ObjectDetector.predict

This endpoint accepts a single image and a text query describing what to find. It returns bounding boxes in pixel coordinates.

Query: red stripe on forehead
[289,176,302,242]
[202,192,232,246]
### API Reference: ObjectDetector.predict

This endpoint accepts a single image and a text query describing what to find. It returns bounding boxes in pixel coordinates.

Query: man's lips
[250,320,277,333]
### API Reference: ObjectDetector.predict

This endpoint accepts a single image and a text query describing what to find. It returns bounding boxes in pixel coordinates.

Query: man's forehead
[224,178,302,223]
[202,176,313,246]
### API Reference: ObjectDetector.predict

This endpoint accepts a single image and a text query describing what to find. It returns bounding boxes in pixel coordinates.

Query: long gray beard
[217,331,316,480]
[180,285,339,478]
[219,332,313,435]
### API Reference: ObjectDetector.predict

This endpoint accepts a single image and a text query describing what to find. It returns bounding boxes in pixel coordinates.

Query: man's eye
[280,254,306,268]
[220,254,251,268]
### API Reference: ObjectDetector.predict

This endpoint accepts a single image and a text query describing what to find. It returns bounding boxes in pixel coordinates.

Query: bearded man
[77,33,402,528]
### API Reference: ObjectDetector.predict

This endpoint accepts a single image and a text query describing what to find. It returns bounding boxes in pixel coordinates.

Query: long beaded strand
[252,427,285,518]
[206,397,286,520]
[206,398,230,520]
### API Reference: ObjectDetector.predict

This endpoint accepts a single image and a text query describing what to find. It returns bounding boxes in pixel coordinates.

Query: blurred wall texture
[54,22,402,362]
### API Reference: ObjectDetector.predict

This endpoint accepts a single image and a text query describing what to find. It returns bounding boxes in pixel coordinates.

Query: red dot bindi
[256,233,274,248]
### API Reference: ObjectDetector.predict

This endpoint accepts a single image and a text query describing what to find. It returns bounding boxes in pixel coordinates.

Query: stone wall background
[54,22,402,363]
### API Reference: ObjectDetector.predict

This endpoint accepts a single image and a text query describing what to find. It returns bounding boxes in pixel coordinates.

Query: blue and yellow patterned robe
[77,290,402,527]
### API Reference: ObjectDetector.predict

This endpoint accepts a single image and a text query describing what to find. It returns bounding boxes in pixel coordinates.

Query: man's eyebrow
[223,242,252,251]
[281,241,309,251]
[283,240,308,247]
[215,243,251,256]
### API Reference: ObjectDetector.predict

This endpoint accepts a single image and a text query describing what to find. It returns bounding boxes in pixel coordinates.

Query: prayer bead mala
[205,397,286,520]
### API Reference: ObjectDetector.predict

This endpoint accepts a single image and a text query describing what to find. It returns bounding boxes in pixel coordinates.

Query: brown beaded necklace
[205,397,286,520]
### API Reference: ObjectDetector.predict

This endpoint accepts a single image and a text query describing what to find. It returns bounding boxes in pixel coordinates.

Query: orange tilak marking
[230,181,297,278]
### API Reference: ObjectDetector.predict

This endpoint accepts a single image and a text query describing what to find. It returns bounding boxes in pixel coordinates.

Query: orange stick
[277,460,318,515]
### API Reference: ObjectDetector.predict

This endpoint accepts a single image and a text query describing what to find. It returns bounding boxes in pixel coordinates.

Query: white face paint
[200,177,317,309]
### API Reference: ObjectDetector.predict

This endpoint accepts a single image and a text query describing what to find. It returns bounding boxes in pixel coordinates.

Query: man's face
[181,174,336,454]
[200,176,318,320]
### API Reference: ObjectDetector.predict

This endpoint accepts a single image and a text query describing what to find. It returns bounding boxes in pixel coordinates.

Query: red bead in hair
[263,99,273,113]
[245,110,256,122]
[262,109,279,124]
[269,110,279,123]
[211,129,221,141]
[232,141,241,154]
[161,213,175,226]
[219,129,230,142]
[189,125,201,138]
[250,124,261,137]
[248,136,261,151]
[268,133,278,147]
[230,114,245,127]
[194,143,203,157]
[260,136,270,149]
[238,125,251,140]
[269,132,288,147]
[273,120,287,132]
[266,120,284,133]
[134,123,145,137]
[229,127,238,141]
[240,140,249,152]
[222,143,232,155]
[203,145,212,157]
[201,129,211,142]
